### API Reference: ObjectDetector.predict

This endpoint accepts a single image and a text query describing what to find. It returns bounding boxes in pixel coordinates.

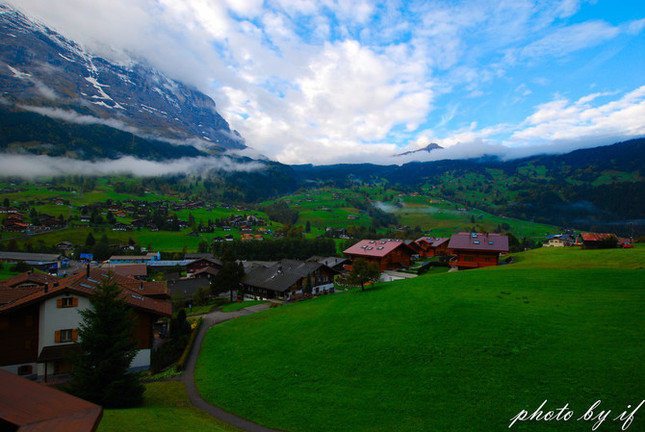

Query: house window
[464,256,474,262]
[57,297,78,308]
[55,329,78,343]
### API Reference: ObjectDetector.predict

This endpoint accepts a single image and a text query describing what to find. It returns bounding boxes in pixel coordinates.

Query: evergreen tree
[212,251,245,301]
[85,232,96,247]
[68,277,144,408]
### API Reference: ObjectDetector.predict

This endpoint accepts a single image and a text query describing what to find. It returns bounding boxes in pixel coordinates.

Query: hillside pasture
[195,246,645,432]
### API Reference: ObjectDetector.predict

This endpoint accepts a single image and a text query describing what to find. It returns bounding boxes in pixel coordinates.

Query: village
[0,224,634,386]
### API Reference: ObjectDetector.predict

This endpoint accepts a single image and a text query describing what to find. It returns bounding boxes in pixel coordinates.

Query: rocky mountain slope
[0,4,245,159]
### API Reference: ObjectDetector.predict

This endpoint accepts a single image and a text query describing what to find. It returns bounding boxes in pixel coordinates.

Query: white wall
[38,295,91,354]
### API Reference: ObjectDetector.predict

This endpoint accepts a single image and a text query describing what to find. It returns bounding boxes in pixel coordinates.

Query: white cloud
[521,21,620,59]
[0,154,265,178]
[511,86,645,144]
[3,0,644,166]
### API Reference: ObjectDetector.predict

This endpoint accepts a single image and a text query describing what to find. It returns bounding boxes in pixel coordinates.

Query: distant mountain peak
[394,143,443,157]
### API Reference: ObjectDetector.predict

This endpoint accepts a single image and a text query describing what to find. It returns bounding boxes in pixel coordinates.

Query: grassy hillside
[195,246,645,432]
[98,381,240,432]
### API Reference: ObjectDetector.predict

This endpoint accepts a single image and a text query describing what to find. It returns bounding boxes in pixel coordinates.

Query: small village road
[180,303,286,432]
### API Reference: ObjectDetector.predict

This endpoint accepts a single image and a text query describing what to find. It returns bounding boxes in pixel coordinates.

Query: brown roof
[416,237,450,247]
[100,263,148,278]
[0,270,171,318]
[448,233,509,253]
[0,272,59,289]
[343,239,414,258]
[581,233,616,242]
[0,369,103,432]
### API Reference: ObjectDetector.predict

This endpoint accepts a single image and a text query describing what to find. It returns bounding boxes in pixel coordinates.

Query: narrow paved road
[180,304,286,432]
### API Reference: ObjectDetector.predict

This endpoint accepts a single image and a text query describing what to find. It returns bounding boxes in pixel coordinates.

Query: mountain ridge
[0,4,245,158]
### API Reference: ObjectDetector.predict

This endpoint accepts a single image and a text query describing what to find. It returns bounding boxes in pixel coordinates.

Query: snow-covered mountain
[0,4,245,160]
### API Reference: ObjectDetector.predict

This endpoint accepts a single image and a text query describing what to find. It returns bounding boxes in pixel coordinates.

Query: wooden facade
[448,233,509,270]
[343,240,416,272]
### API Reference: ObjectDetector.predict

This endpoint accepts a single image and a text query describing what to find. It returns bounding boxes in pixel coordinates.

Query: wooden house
[242,260,337,301]
[343,239,416,272]
[415,237,451,257]
[447,233,509,269]
[0,269,171,381]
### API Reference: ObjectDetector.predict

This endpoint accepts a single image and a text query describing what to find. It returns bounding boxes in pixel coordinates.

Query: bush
[176,318,203,372]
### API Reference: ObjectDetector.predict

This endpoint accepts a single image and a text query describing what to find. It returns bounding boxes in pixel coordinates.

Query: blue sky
[7,0,645,165]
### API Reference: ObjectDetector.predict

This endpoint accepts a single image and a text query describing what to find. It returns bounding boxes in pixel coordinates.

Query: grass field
[98,381,240,432]
[194,245,645,432]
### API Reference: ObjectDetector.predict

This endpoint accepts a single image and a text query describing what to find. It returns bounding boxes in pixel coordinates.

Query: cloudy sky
[5,0,645,165]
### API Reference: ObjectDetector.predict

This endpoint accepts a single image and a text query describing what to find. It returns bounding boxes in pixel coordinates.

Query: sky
[5,0,645,165]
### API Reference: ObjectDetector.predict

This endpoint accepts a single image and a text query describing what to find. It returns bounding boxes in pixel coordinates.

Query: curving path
[180,304,285,432]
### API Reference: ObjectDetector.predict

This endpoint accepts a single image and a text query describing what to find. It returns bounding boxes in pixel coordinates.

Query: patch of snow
[58,53,74,62]
[7,65,31,79]
[84,76,124,109]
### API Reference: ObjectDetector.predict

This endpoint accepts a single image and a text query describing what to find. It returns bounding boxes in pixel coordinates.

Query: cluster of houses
[1,197,269,238]
[1,227,636,384]
[1,206,64,233]
[544,232,633,248]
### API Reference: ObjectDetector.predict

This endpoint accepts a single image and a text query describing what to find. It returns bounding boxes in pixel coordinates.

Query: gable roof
[0,369,102,432]
[243,260,334,293]
[0,269,171,317]
[580,233,616,242]
[101,263,148,278]
[0,251,66,263]
[448,233,509,253]
[343,239,414,258]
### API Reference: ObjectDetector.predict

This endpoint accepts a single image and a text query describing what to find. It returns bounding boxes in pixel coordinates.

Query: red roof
[581,233,616,242]
[0,269,171,317]
[0,369,102,431]
[343,239,413,258]
[448,233,509,253]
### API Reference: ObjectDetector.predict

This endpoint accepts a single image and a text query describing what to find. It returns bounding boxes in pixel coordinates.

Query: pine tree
[68,277,144,408]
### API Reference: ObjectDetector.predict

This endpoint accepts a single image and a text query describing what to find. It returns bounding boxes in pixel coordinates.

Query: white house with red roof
[0,269,171,381]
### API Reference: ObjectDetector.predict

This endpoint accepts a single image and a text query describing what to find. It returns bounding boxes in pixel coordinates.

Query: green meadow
[195,245,645,432]
[98,381,240,432]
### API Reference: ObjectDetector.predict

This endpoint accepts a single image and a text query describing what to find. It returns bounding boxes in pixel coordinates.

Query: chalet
[242,260,337,301]
[0,269,171,381]
[186,257,223,274]
[343,239,416,272]
[415,237,451,257]
[0,369,103,431]
[447,233,509,269]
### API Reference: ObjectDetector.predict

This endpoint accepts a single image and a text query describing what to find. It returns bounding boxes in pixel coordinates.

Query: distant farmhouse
[0,269,171,381]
